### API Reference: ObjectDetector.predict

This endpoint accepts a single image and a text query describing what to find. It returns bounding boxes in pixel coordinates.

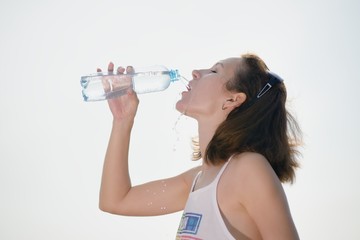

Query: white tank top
[176,158,235,240]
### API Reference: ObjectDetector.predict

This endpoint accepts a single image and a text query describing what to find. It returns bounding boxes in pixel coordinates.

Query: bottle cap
[169,70,180,82]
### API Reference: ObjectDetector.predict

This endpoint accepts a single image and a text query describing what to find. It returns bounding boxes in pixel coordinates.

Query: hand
[97,62,139,122]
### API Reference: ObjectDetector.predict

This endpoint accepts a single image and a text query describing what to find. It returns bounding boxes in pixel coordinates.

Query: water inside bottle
[82,73,133,101]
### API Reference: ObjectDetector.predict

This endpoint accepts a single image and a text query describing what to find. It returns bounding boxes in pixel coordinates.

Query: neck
[197,119,220,166]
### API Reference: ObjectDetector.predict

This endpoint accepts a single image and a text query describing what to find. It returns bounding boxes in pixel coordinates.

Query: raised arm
[99,63,199,216]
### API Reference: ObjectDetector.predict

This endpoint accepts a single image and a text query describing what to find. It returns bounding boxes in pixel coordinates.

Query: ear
[223,92,247,110]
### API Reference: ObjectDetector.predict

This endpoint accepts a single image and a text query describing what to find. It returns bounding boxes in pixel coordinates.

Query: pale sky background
[0,0,359,239]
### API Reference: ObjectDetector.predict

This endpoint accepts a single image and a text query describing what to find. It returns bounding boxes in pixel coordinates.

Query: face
[176,57,243,119]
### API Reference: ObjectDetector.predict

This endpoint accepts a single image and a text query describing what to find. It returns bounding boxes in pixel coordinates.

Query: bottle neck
[169,69,180,82]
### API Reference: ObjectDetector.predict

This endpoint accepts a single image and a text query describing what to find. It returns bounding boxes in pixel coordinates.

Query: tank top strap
[213,155,235,183]
[191,170,202,192]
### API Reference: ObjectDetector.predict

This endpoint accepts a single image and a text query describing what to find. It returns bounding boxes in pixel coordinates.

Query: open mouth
[180,76,191,92]
[186,84,191,91]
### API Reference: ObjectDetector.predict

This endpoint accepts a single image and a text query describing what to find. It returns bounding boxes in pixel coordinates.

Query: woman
[98,54,301,239]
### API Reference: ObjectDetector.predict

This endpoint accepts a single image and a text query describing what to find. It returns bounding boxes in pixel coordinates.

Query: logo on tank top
[177,212,202,238]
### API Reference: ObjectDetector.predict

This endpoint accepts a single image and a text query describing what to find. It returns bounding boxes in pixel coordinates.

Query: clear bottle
[80,65,181,101]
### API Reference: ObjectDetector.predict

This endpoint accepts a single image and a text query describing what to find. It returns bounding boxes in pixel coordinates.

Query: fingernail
[126,66,134,73]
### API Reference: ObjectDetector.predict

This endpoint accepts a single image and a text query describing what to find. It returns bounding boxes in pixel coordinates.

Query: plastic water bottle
[80,65,182,101]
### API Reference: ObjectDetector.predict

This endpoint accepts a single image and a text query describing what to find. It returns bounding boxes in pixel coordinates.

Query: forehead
[216,57,243,76]
[219,57,243,67]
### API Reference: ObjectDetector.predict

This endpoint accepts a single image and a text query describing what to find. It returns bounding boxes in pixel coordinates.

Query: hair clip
[256,71,284,98]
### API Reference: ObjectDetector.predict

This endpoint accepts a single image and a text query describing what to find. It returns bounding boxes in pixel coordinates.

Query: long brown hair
[194,53,302,183]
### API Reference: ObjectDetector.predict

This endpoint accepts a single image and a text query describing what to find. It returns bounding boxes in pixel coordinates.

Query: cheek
[187,90,223,114]
[176,80,227,115]
[197,82,226,103]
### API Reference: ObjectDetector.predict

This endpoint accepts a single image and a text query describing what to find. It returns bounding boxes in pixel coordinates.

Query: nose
[192,69,201,80]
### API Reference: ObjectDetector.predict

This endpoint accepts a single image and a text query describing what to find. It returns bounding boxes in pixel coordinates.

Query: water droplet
[180,75,190,88]
[172,113,183,132]
[172,113,184,152]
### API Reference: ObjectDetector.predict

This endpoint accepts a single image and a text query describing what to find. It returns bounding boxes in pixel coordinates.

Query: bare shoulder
[220,153,299,239]
[224,152,284,202]
[228,152,278,180]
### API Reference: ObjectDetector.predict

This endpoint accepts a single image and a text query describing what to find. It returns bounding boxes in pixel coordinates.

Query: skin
[99,58,300,240]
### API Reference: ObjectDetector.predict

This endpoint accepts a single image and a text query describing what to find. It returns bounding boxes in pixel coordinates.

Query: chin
[175,100,185,113]
[175,100,189,115]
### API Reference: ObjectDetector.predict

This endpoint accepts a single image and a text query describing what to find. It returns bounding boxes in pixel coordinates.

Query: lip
[181,85,191,94]
[186,83,192,91]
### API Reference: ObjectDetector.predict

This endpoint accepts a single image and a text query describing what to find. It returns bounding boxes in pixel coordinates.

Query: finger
[108,62,114,72]
[126,66,135,74]
[127,87,137,96]
[102,78,111,93]
[117,66,126,74]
